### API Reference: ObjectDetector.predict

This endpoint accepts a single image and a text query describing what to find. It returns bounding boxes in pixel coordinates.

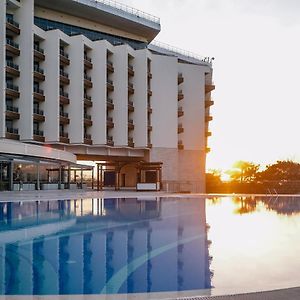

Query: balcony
[6,61,20,77]
[147,105,152,114]
[128,100,134,112]
[34,65,45,81]
[128,64,134,76]
[59,132,69,144]
[128,119,134,130]
[6,38,20,56]
[178,123,184,134]
[206,131,212,137]
[60,70,70,85]
[205,115,213,122]
[106,116,114,128]
[84,113,92,126]
[60,91,70,105]
[6,17,20,35]
[147,89,153,97]
[6,82,19,98]
[84,55,93,69]
[33,108,45,122]
[128,137,134,148]
[6,105,20,120]
[84,74,93,88]
[33,87,45,102]
[60,50,70,65]
[33,129,45,142]
[178,73,184,85]
[34,44,45,61]
[60,111,70,124]
[147,71,152,79]
[205,84,215,94]
[178,140,184,150]
[107,79,114,91]
[84,133,92,145]
[178,107,184,118]
[107,98,114,110]
[107,135,114,146]
[6,127,19,140]
[128,83,135,94]
[205,100,214,108]
[107,60,114,73]
[84,94,93,107]
[178,90,184,101]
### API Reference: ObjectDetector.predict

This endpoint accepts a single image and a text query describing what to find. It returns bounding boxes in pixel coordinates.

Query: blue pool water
[0,196,300,296]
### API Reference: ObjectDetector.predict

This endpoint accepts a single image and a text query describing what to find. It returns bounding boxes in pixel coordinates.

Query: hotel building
[0,0,215,192]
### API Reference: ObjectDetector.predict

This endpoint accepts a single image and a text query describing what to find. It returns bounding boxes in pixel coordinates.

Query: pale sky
[116,0,300,170]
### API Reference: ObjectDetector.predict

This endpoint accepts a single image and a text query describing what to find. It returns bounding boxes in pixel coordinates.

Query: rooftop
[35,0,161,42]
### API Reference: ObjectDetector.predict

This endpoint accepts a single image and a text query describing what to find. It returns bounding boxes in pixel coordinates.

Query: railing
[60,70,69,78]
[178,140,183,145]
[33,129,44,136]
[84,94,92,100]
[6,82,19,91]
[128,119,134,124]
[107,116,113,122]
[107,79,113,85]
[60,91,69,98]
[84,74,91,81]
[178,107,183,112]
[6,105,19,113]
[84,54,92,62]
[6,60,19,70]
[128,100,134,106]
[72,0,160,24]
[33,108,44,115]
[107,60,113,66]
[33,87,44,94]
[34,65,44,74]
[128,82,134,88]
[107,135,113,142]
[6,127,18,134]
[107,98,113,104]
[60,132,69,138]
[6,38,19,49]
[6,16,19,28]
[60,49,69,58]
[60,111,69,118]
[84,113,91,120]
[34,44,44,54]
[151,41,206,63]
[84,133,91,140]
[128,64,134,71]
[128,137,134,143]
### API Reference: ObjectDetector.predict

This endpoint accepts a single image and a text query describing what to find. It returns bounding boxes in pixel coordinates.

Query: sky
[115,0,300,171]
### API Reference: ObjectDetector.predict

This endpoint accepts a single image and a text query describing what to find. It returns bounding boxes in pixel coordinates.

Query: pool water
[0,196,300,296]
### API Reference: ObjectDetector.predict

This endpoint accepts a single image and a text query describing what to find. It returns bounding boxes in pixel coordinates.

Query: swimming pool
[0,196,300,298]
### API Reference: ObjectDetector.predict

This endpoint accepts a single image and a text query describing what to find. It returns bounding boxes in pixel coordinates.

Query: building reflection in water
[0,197,212,295]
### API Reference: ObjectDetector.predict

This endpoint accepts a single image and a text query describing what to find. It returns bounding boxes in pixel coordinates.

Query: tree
[226,161,260,183]
[258,160,300,181]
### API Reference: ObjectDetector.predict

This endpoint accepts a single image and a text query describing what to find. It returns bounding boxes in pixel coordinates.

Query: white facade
[1,0,215,192]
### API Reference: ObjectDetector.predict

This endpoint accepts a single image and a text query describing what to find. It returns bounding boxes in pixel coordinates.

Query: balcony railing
[128,119,134,125]
[128,100,134,106]
[128,82,134,88]
[84,133,92,140]
[34,44,44,54]
[6,127,18,134]
[60,91,69,98]
[33,87,44,95]
[107,97,113,104]
[60,132,69,138]
[6,17,19,28]
[84,113,92,120]
[6,61,19,70]
[60,49,69,58]
[6,82,19,91]
[60,111,69,118]
[33,129,44,136]
[84,94,92,100]
[60,70,69,78]
[107,60,113,67]
[6,105,19,113]
[6,38,19,49]
[84,74,91,81]
[84,55,92,62]
[107,79,113,85]
[34,65,44,74]
[107,135,113,142]
[107,116,113,122]
[33,108,44,115]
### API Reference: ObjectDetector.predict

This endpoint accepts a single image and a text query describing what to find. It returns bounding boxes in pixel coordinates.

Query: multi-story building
[0,0,215,192]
